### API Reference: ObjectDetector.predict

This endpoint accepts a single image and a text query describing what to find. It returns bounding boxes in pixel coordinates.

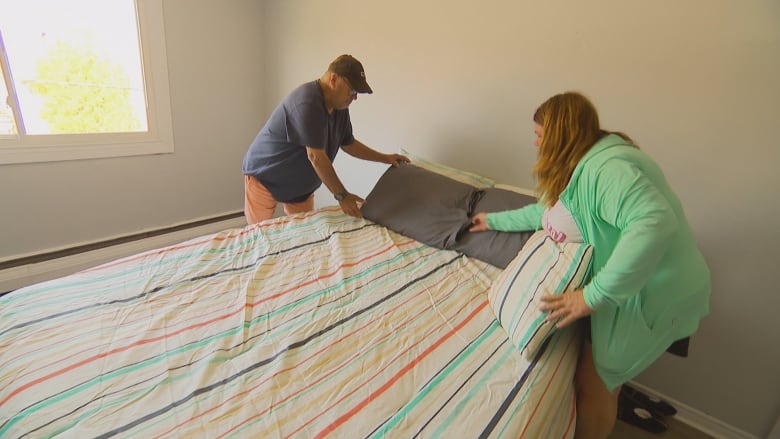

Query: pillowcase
[449,188,537,268]
[488,230,593,361]
[491,183,536,197]
[400,148,495,188]
[361,163,479,248]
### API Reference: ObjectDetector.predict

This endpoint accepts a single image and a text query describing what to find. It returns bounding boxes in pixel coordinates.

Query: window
[0,0,173,164]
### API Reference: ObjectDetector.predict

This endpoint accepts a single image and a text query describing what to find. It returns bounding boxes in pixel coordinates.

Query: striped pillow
[488,230,593,360]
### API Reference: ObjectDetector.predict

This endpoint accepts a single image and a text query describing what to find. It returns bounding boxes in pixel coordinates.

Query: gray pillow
[361,164,479,248]
[450,188,537,268]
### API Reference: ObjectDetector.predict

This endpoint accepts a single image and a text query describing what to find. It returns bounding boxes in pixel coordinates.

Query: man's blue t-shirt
[242,80,354,202]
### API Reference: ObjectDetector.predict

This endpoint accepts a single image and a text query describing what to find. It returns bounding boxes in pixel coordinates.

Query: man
[242,54,408,224]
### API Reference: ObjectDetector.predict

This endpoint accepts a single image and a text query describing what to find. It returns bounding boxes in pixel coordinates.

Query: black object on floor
[618,385,678,434]
[621,384,678,417]
[618,404,669,433]
[618,403,668,434]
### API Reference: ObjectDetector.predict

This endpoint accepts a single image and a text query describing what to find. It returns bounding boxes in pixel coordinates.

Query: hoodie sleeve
[485,203,545,232]
[583,159,679,310]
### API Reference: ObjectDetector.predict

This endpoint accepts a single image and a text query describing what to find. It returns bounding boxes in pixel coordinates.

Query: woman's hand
[469,212,489,232]
[539,289,592,328]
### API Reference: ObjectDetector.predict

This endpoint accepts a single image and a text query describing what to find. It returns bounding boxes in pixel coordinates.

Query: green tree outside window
[25,39,141,134]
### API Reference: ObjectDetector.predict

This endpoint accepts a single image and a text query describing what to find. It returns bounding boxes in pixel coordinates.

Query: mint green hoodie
[487,134,710,390]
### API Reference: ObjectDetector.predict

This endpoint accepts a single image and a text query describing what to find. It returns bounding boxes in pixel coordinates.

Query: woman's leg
[574,339,621,439]
[244,176,278,224]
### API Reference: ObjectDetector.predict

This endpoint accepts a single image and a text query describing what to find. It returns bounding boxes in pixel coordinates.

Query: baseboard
[628,381,759,439]
[0,215,247,294]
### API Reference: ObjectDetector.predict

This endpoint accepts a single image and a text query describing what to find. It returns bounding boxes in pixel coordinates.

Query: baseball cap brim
[347,74,373,94]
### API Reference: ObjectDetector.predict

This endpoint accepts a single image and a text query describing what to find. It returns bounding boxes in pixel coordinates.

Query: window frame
[0,0,173,165]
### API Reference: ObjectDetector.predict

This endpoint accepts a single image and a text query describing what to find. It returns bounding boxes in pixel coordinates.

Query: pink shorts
[244,175,314,224]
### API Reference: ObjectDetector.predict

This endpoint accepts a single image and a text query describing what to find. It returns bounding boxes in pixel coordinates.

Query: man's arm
[306,146,364,218]
[341,139,409,166]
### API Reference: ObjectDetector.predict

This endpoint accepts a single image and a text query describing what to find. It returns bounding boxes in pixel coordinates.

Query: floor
[610,417,715,439]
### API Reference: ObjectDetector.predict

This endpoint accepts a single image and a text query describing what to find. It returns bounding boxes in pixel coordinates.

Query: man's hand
[469,212,489,232]
[538,289,592,328]
[339,193,365,218]
[384,153,410,167]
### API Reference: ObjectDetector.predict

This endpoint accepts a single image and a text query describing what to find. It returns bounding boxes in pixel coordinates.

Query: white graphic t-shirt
[542,200,583,243]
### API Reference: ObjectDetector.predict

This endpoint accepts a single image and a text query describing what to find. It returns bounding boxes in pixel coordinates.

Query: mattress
[0,207,579,438]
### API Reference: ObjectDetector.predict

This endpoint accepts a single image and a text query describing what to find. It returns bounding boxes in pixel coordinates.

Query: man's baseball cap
[328,54,373,94]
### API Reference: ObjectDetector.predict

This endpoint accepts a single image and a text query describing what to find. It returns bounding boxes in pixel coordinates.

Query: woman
[470,92,710,438]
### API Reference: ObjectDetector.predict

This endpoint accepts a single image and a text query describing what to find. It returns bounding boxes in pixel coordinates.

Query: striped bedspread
[0,208,578,438]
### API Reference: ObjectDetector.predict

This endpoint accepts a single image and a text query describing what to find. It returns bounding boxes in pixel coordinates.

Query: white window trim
[0,0,174,165]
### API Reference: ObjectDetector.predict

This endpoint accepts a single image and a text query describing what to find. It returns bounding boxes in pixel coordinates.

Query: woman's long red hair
[532,92,633,206]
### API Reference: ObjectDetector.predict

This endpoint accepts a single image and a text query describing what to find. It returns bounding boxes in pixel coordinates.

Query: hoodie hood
[564,133,635,196]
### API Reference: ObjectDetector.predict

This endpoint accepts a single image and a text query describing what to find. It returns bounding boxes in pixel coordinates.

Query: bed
[0,162,581,438]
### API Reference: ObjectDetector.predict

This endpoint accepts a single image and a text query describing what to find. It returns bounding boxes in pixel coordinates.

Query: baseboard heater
[0,211,246,294]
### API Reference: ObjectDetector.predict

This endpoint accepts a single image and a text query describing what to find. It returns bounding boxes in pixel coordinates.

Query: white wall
[262,1,780,437]
[0,0,265,260]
